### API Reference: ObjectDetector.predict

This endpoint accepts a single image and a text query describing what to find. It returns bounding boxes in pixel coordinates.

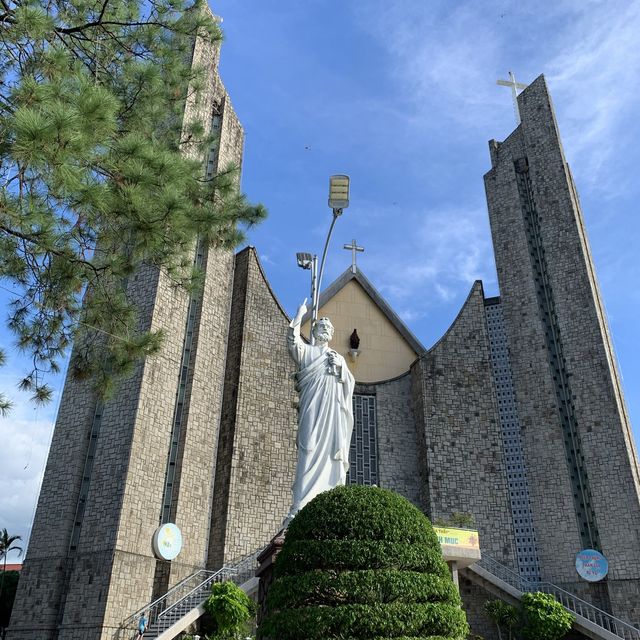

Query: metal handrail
[118,570,215,638]
[116,549,262,640]
[475,555,640,640]
[156,567,235,620]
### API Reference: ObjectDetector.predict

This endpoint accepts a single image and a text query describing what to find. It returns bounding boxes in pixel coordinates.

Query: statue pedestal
[256,528,286,629]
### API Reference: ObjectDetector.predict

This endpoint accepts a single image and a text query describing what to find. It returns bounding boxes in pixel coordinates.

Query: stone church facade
[8,16,640,640]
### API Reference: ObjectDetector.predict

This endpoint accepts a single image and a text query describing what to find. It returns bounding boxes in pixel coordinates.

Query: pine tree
[0,0,266,412]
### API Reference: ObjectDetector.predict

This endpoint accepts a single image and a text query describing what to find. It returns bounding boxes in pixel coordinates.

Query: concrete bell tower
[485,74,640,621]
[8,11,246,640]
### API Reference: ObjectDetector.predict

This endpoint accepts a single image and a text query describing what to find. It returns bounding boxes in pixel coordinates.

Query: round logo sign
[575,549,608,582]
[152,523,183,561]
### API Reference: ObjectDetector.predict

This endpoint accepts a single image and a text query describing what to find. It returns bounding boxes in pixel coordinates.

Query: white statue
[285,299,355,521]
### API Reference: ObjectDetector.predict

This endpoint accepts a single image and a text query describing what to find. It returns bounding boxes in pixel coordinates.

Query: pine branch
[0,224,107,277]
[95,0,111,26]
[57,19,181,36]
[0,0,266,409]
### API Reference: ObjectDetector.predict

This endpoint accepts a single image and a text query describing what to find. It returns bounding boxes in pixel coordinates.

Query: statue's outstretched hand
[294,298,308,324]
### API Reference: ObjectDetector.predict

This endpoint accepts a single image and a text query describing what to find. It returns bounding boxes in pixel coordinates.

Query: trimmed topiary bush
[259,485,469,640]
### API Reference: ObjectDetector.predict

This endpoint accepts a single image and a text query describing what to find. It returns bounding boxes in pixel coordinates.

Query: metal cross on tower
[497,71,528,124]
[343,239,364,274]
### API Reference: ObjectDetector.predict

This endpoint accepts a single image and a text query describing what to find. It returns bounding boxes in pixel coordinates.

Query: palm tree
[0,529,23,602]
[485,599,521,640]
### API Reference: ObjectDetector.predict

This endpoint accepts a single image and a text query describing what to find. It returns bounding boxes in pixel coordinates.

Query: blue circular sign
[575,549,608,582]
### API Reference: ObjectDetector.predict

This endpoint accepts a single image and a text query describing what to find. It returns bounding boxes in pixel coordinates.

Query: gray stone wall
[458,574,503,640]
[410,362,432,513]
[165,93,243,589]
[411,281,517,567]
[485,104,582,586]
[209,248,298,566]
[375,373,423,508]
[165,248,235,586]
[485,74,640,621]
[7,374,97,639]
[207,246,250,567]
[65,267,189,640]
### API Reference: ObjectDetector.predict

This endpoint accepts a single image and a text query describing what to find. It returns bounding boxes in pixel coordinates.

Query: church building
[8,11,640,640]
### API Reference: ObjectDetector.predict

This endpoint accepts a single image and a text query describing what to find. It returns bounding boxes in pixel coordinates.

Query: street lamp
[296,252,318,341]
[296,175,350,344]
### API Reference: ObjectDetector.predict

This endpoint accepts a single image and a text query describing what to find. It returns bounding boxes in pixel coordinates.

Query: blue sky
[2,0,640,561]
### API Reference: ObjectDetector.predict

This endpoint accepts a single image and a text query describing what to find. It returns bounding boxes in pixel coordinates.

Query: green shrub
[521,592,574,640]
[259,485,468,640]
[433,512,475,529]
[203,581,256,640]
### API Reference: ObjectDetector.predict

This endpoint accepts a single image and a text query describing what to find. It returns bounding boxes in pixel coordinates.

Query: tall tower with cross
[485,73,640,621]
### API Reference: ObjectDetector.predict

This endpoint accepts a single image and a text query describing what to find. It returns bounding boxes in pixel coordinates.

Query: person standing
[136,613,148,640]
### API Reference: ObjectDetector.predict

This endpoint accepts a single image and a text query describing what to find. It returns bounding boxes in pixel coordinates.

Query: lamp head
[328,175,350,211]
[296,252,314,270]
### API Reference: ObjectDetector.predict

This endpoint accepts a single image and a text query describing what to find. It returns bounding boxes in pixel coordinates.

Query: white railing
[116,551,261,640]
[475,555,640,640]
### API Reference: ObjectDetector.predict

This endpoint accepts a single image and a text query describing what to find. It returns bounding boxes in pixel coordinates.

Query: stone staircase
[116,552,260,640]
[466,555,640,640]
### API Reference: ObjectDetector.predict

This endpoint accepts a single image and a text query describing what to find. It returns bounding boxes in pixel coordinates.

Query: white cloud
[352,1,504,132]
[0,368,58,563]
[397,307,424,323]
[545,3,640,184]
[352,0,640,191]
[363,205,496,315]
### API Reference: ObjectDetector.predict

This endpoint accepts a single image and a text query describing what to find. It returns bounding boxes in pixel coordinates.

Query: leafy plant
[433,512,476,529]
[0,529,22,606]
[450,512,475,528]
[259,485,469,640]
[484,599,519,640]
[203,581,255,640]
[521,592,574,640]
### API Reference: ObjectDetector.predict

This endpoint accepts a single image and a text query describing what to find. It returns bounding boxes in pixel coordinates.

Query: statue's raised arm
[287,299,308,366]
[285,311,355,523]
[293,298,307,324]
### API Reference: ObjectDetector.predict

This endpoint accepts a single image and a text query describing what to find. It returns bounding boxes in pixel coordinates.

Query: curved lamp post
[296,174,350,344]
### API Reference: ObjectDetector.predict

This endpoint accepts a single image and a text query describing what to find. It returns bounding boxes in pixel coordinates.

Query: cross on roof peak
[497,71,528,125]
[343,239,364,274]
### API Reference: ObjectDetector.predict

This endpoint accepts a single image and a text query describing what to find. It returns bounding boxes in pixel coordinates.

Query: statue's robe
[287,321,355,515]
